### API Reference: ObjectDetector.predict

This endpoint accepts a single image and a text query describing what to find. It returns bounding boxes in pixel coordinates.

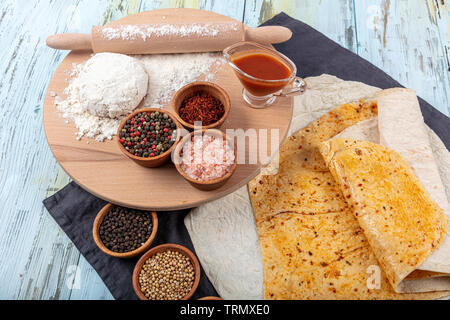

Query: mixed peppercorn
[119,111,177,158]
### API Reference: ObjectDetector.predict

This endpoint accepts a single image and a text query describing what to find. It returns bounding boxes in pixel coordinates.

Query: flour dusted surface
[55,52,222,141]
[135,53,222,108]
[101,22,240,41]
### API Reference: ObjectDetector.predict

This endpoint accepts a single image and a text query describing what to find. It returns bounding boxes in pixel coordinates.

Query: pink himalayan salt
[180,134,234,181]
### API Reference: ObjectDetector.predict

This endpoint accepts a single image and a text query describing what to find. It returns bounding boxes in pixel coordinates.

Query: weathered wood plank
[354,0,449,115]
[243,0,357,51]
[140,0,245,21]
[99,0,142,25]
[0,0,75,300]
[0,0,122,300]
[426,0,449,73]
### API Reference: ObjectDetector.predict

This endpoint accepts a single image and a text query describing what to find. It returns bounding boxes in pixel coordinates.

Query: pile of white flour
[55,52,222,141]
[78,53,148,119]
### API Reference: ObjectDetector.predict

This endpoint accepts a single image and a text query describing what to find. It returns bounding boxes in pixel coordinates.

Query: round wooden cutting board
[43,8,293,210]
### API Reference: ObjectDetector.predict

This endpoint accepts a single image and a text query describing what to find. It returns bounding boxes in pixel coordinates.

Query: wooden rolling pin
[46,22,292,54]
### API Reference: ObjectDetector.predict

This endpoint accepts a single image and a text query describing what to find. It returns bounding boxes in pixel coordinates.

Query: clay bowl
[171,81,231,131]
[198,296,223,300]
[92,203,158,259]
[132,243,201,300]
[173,129,237,191]
[117,108,181,168]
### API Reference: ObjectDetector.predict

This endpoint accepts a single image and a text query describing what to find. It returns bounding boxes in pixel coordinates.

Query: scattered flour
[55,52,223,141]
[135,53,223,108]
[101,23,240,41]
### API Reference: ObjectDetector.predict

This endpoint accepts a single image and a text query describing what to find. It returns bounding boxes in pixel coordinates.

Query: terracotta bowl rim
[132,243,201,300]
[117,107,181,163]
[173,128,237,186]
[92,203,158,259]
[171,81,231,131]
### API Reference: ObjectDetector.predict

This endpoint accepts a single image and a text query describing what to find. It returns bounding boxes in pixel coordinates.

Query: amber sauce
[231,52,292,96]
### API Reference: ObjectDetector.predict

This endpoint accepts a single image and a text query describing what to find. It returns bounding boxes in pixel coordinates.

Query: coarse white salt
[101,22,240,41]
[180,134,235,181]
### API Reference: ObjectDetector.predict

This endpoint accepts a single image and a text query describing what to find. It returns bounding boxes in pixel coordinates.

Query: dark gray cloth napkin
[43,12,450,300]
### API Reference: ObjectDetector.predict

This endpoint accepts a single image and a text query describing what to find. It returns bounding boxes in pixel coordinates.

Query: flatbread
[185,75,381,299]
[250,103,448,300]
[376,88,450,275]
[185,75,450,299]
[334,118,379,143]
[335,89,450,293]
[320,139,449,293]
[289,75,382,135]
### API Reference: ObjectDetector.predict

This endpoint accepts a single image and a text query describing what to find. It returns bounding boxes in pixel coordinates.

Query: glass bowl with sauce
[223,41,306,108]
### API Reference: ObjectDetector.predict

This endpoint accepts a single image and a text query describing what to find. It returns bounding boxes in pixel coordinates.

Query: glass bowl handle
[275,77,307,97]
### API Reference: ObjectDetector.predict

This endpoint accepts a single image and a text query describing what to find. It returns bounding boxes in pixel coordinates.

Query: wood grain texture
[353,0,449,116]
[43,8,293,210]
[0,0,118,300]
[0,0,448,300]
[426,0,449,76]
[244,0,357,51]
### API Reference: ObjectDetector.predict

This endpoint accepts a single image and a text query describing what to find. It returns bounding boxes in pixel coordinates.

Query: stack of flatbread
[185,75,450,299]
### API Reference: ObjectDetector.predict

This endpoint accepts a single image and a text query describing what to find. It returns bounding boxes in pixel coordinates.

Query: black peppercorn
[99,206,153,253]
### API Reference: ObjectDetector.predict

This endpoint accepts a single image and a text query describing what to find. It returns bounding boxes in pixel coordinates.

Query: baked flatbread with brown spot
[249,101,449,300]
[320,139,449,293]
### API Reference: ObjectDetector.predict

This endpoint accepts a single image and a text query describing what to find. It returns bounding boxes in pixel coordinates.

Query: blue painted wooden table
[0,0,448,299]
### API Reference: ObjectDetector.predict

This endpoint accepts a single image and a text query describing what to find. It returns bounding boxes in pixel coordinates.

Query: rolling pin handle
[46,33,93,51]
[244,26,292,45]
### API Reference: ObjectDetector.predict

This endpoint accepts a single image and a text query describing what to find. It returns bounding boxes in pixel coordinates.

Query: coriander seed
[138,250,195,300]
